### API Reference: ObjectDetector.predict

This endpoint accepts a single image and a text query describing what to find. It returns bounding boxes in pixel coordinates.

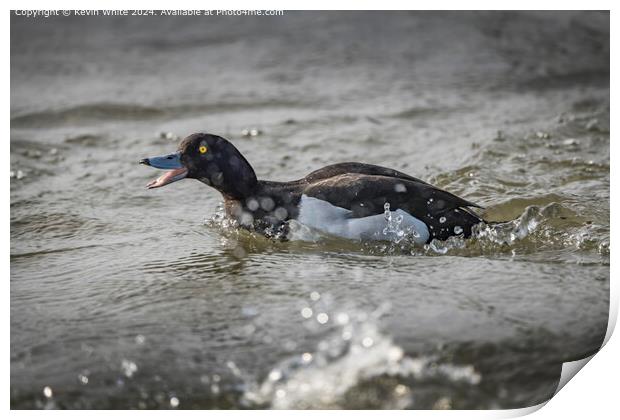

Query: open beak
[139,152,188,189]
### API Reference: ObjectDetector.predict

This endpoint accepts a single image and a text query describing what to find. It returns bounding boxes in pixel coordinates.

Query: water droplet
[269,369,282,381]
[336,313,349,325]
[260,197,275,211]
[78,373,89,385]
[454,226,463,234]
[439,216,446,223]
[43,386,53,398]
[135,334,145,345]
[246,198,259,211]
[434,396,452,410]
[275,389,286,398]
[388,347,404,361]
[10,169,25,179]
[318,340,329,351]
[274,206,288,221]
[300,307,313,318]
[429,240,448,254]
[362,337,374,348]
[121,359,138,378]
[316,313,329,324]
[170,396,179,408]
[394,183,407,193]
[159,131,176,140]
[226,360,242,377]
[394,384,408,396]
[301,352,313,363]
[310,291,321,301]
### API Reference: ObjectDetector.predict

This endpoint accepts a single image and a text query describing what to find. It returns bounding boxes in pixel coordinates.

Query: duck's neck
[212,153,258,200]
[217,179,258,201]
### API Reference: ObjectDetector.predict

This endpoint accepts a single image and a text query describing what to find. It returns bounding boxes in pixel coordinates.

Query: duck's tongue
[146,167,188,189]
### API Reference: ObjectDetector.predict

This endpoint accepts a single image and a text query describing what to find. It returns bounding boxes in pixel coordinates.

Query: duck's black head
[140,133,257,199]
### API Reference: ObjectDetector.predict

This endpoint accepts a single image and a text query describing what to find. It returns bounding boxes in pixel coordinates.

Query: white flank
[296,195,429,244]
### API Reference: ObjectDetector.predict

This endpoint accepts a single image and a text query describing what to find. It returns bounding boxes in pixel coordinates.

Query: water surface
[11,11,609,409]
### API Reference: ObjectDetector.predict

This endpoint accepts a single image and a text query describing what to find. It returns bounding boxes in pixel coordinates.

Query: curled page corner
[545,300,616,405]
[602,299,618,348]
[508,354,598,417]
[503,401,548,417]
[550,297,620,396]
[554,355,595,396]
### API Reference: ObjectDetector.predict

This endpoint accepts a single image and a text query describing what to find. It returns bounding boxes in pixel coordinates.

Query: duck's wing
[303,162,431,185]
[302,173,483,240]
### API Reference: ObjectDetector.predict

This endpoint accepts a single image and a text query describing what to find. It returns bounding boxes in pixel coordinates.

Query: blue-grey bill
[142,152,183,169]
[142,152,188,189]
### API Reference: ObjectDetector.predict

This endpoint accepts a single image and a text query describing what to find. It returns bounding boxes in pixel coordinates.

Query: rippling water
[10,11,609,409]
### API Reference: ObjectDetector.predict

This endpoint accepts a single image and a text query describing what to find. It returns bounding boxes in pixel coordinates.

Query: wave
[10,100,311,128]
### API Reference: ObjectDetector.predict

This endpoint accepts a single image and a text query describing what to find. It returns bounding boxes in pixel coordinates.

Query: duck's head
[140,133,257,199]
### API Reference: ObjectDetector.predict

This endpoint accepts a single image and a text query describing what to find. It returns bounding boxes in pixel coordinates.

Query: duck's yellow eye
[199,145,207,154]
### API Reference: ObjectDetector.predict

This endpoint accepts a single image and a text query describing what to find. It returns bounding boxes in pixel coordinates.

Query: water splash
[206,204,291,241]
[205,200,607,262]
[242,306,481,409]
[473,202,574,247]
[419,201,609,259]
[205,204,239,232]
[379,202,425,245]
[286,219,328,242]
[382,202,406,241]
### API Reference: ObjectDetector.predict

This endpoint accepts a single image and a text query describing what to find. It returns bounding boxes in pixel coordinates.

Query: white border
[5,1,617,419]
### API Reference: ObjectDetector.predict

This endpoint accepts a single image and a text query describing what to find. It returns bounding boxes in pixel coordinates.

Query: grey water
[10,11,609,409]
